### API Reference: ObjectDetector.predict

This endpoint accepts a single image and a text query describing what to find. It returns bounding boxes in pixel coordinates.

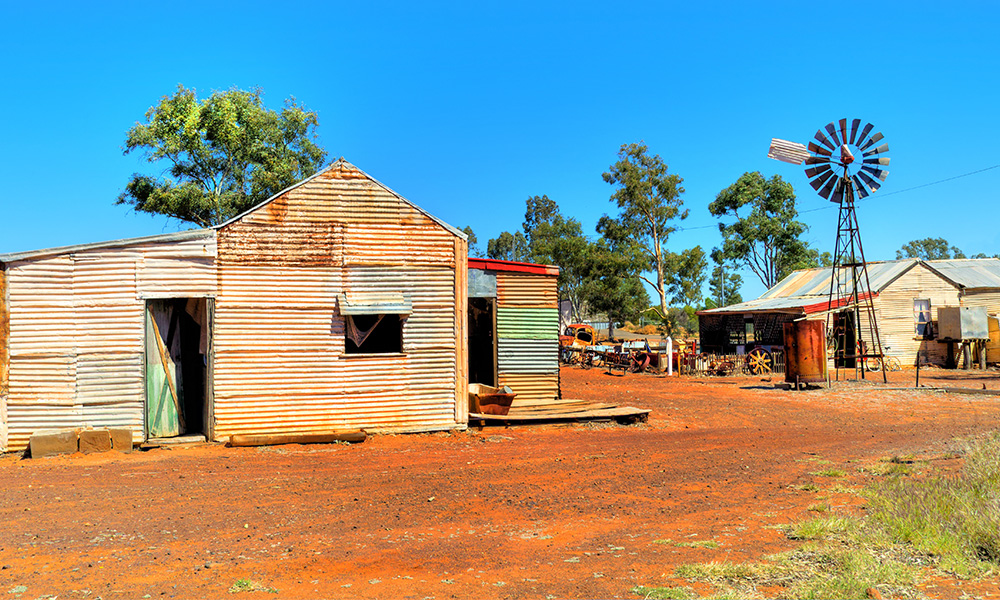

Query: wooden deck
[468,398,650,427]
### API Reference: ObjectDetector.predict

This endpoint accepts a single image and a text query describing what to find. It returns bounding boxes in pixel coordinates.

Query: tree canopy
[709,171,823,289]
[486,231,530,262]
[520,195,592,318]
[461,226,484,257]
[896,237,966,260]
[599,142,689,317]
[118,85,327,227]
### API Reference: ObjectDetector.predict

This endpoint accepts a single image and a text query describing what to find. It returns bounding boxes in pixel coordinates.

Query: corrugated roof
[217,158,468,240]
[925,259,1000,289]
[700,291,877,316]
[0,229,215,263]
[760,259,918,299]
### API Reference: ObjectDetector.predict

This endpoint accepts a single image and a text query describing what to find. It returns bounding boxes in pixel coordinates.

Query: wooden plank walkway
[469,399,650,426]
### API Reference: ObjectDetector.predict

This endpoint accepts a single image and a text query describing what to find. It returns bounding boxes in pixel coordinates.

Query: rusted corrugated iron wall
[495,272,560,404]
[1,264,8,452]
[3,236,216,451]
[213,162,465,439]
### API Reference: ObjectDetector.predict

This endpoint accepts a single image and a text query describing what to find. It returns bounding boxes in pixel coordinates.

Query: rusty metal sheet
[3,237,220,451]
[211,166,464,440]
[499,372,559,405]
[496,272,558,307]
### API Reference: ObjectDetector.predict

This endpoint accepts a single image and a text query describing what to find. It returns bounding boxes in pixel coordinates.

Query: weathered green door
[145,300,184,438]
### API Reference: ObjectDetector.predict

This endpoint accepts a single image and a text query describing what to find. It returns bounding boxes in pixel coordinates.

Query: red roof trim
[802,291,878,314]
[467,258,559,276]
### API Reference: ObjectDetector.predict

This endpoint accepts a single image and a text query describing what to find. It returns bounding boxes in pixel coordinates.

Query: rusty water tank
[783,320,827,384]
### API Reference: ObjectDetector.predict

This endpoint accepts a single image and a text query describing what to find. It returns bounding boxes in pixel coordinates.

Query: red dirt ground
[2,366,1000,599]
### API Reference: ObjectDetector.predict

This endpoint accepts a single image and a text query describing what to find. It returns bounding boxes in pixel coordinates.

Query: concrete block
[29,429,78,458]
[109,428,134,453]
[79,429,112,454]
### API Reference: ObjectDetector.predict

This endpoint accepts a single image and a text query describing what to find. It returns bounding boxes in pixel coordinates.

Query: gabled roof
[924,258,1000,289]
[217,158,467,239]
[759,259,919,300]
[702,259,940,316]
[0,159,465,264]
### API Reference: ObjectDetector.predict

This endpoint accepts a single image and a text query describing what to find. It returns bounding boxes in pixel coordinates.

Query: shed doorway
[468,297,497,386]
[145,298,212,441]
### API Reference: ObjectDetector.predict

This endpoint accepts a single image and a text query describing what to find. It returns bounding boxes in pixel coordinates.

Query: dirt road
[2,366,999,599]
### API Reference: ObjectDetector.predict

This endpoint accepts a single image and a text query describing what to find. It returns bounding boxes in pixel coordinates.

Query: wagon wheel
[746,348,773,375]
[825,334,838,356]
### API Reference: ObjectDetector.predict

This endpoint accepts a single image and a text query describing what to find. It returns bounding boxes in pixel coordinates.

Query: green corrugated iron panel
[498,338,559,373]
[497,307,559,339]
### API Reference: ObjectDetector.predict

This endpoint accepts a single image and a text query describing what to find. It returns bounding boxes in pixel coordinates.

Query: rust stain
[266,196,289,223]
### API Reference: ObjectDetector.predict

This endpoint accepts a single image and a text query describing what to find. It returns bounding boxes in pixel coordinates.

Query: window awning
[338,294,412,315]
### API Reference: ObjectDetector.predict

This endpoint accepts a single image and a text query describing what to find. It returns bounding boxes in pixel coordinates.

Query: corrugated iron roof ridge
[0,228,215,264]
[214,158,467,240]
[924,258,1000,289]
[759,259,921,300]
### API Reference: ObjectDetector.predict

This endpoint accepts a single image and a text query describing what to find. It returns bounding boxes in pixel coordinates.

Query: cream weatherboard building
[699,258,1000,366]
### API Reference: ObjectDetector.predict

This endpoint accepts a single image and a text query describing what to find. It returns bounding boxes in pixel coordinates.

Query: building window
[345,314,404,354]
[914,299,933,338]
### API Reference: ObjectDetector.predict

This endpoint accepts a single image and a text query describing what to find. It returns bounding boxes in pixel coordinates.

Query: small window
[914,299,933,338]
[345,314,404,354]
[576,330,593,344]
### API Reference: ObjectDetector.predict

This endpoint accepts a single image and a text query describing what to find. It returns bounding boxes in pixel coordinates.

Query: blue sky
[2,1,998,300]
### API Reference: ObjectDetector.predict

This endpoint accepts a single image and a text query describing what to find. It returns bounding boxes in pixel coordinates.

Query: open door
[145,298,210,440]
[468,297,497,386]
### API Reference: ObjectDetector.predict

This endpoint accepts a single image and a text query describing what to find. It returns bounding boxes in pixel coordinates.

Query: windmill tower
[768,119,890,381]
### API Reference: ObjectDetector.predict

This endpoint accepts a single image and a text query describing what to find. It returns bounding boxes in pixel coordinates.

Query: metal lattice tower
[768,118,891,381]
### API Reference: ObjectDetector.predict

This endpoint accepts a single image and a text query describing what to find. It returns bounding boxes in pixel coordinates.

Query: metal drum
[783,320,827,384]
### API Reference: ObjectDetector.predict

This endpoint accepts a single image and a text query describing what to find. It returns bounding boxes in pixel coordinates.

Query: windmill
[768,119,889,381]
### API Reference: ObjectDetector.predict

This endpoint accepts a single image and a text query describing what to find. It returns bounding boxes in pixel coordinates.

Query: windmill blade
[767,138,810,164]
[863,156,891,166]
[849,119,861,144]
[861,165,889,181]
[858,171,883,191]
[805,155,832,165]
[856,123,875,147]
[809,169,836,192]
[852,175,870,199]
[838,118,849,144]
[860,131,885,152]
[819,175,838,199]
[863,142,890,156]
[805,164,832,178]
[807,142,833,157]
[831,178,845,203]
[824,122,840,146]
[814,129,837,151]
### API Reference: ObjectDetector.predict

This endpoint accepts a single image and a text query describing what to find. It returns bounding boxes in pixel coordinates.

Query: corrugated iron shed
[467,258,560,406]
[0,159,470,452]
